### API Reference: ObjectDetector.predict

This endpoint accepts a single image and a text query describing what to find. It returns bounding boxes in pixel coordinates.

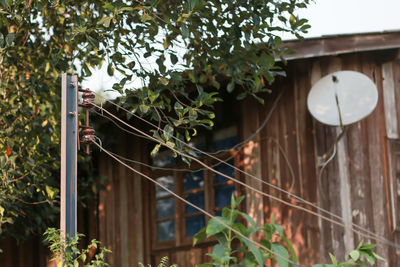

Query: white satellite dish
[307,71,378,126]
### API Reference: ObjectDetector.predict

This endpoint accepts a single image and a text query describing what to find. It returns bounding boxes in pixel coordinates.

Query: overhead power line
[92,93,400,250]
[92,103,400,250]
[92,141,304,267]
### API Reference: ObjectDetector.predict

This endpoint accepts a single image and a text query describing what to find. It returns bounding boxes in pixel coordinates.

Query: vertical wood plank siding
[2,49,398,267]
[92,50,400,266]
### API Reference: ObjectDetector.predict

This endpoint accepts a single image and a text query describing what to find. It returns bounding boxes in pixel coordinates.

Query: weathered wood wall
[0,202,97,267]
[241,50,400,266]
[97,132,147,266]
[95,50,400,266]
[0,238,54,267]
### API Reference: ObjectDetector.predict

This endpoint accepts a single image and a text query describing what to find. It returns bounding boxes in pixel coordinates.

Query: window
[150,126,239,247]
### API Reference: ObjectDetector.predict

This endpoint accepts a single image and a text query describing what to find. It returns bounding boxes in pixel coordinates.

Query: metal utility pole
[61,73,78,239]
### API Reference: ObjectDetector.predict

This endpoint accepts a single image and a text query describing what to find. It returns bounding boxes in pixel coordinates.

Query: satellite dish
[307,71,378,126]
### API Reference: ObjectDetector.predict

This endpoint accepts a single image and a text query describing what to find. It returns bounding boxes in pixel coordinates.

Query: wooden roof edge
[280,30,400,61]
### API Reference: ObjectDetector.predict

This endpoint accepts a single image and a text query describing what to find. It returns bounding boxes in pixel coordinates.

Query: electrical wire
[99,128,295,193]
[93,98,288,178]
[91,96,400,250]
[92,103,400,249]
[93,109,153,141]
[92,140,304,267]
[107,150,193,172]
[92,89,283,172]
[205,88,285,156]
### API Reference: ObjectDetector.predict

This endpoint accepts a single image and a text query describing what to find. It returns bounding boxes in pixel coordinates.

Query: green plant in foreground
[193,195,384,267]
[313,242,385,267]
[43,228,111,267]
[139,256,177,267]
[193,195,297,267]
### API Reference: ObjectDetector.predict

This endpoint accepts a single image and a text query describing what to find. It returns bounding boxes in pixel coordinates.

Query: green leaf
[281,235,298,264]
[359,243,376,249]
[141,13,153,22]
[206,216,230,237]
[107,64,114,76]
[329,253,338,265]
[189,109,198,120]
[349,250,360,261]
[165,141,175,148]
[181,24,189,39]
[159,77,169,85]
[232,195,245,208]
[103,3,114,10]
[117,7,134,13]
[212,244,226,258]
[163,124,174,140]
[151,0,161,7]
[45,185,56,199]
[227,81,235,93]
[372,252,385,261]
[0,205,4,216]
[271,243,289,267]
[170,53,178,65]
[151,144,161,157]
[185,130,191,142]
[6,32,14,46]
[193,227,206,245]
[148,90,159,104]
[238,211,257,229]
[236,92,247,100]
[98,17,112,28]
[241,237,264,267]
[139,104,150,114]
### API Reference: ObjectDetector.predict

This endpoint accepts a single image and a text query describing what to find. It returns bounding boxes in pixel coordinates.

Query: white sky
[294,0,400,38]
[82,0,400,93]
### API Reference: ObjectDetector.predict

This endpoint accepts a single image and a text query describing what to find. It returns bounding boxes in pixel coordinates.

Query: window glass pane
[184,171,204,191]
[213,126,238,151]
[156,198,175,219]
[215,185,236,208]
[214,136,239,151]
[157,220,175,241]
[185,215,205,237]
[214,160,234,184]
[185,192,205,214]
[155,175,174,197]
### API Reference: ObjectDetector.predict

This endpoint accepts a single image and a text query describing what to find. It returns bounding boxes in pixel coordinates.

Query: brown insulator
[81,127,96,144]
[80,88,95,108]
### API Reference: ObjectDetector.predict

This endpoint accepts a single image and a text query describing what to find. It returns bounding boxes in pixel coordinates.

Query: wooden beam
[382,62,399,139]
[282,31,400,61]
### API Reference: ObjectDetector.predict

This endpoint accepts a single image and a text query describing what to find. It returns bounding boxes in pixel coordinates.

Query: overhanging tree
[0,0,309,240]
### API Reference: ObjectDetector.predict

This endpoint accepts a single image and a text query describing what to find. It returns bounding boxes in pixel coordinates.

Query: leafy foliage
[313,243,385,267]
[193,195,297,267]
[194,195,385,267]
[43,228,111,267]
[139,256,177,267]
[0,0,309,240]
[98,0,311,157]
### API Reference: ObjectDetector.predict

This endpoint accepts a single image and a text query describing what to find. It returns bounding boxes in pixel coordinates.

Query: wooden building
[1,31,400,266]
[95,31,400,267]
